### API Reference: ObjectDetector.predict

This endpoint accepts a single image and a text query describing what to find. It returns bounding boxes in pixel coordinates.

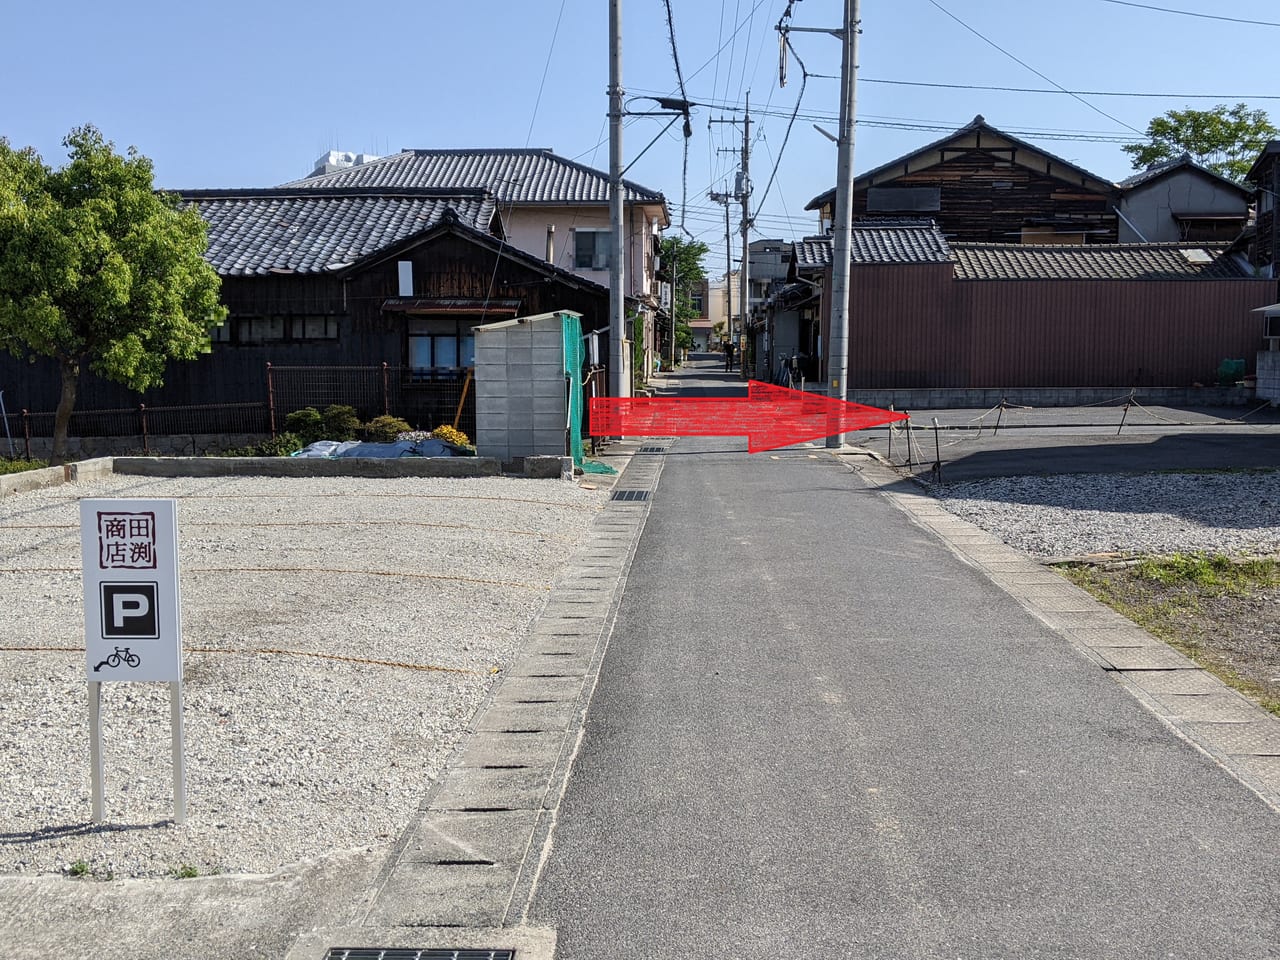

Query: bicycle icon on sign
[93,646,141,672]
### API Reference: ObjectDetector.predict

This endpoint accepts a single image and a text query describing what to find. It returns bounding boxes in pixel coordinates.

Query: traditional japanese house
[805,116,1119,245]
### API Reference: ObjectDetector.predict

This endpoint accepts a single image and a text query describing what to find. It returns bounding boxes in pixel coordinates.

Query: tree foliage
[1122,103,1277,181]
[659,236,709,324]
[659,236,710,357]
[0,126,226,461]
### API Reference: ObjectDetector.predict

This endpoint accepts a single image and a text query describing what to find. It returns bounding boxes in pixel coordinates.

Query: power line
[925,0,1145,137]
[524,0,569,146]
[1094,0,1280,28]
[858,77,1280,101]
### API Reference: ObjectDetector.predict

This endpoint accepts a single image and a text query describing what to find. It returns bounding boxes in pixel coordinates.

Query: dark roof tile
[178,188,497,276]
[285,147,665,206]
[794,220,952,267]
[951,243,1251,280]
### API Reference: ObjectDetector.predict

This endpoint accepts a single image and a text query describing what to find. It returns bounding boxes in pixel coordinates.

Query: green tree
[659,236,709,358]
[1122,103,1277,181]
[0,126,226,462]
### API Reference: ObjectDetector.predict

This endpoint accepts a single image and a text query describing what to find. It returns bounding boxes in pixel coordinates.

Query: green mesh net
[562,313,616,475]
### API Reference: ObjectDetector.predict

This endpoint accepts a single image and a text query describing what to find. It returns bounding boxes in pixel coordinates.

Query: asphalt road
[529,366,1280,958]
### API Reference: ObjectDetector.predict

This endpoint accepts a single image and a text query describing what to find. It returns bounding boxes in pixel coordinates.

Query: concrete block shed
[474,310,587,464]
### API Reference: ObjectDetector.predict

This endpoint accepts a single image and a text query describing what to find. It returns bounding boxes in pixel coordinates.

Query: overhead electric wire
[857,76,1280,101]
[1095,0,1280,28]
[524,0,569,146]
[750,32,808,227]
[925,0,1145,137]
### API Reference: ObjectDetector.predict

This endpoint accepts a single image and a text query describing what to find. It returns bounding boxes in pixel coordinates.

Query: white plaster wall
[1119,171,1248,243]
[504,206,661,298]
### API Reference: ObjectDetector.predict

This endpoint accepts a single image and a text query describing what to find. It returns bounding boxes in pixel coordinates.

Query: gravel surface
[0,473,605,879]
[936,470,1280,559]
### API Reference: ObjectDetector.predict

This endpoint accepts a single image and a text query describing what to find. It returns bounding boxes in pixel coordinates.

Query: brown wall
[821,264,1275,388]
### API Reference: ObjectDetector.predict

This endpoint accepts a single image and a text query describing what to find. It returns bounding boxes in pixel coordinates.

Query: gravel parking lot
[0,473,606,879]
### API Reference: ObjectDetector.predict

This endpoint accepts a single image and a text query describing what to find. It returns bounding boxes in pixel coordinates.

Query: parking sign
[81,499,183,682]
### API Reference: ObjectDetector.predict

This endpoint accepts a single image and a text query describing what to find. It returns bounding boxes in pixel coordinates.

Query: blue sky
[4,0,1279,275]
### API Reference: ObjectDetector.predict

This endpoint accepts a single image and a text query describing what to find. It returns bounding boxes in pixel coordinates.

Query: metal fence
[2,364,479,459]
[2,402,270,459]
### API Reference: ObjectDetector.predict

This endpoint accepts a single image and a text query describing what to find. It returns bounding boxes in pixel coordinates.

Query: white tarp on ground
[292,439,458,459]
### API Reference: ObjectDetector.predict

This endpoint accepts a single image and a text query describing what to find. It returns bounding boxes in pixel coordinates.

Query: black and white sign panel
[80,499,182,682]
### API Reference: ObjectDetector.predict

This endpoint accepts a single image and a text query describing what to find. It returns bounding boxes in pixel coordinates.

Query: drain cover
[610,489,650,502]
[638,446,666,453]
[324,951,514,960]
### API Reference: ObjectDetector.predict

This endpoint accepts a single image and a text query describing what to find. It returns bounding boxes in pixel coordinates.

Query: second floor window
[575,230,612,270]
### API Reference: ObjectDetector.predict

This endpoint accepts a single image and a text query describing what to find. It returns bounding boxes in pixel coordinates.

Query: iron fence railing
[4,363,490,458]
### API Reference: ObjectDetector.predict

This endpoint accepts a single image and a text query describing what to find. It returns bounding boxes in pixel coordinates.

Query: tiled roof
[178,188,497,276]
[1117,154,1250,194]
[793,220,953,268]
[284,147,666,207]
[951,243,1252,280]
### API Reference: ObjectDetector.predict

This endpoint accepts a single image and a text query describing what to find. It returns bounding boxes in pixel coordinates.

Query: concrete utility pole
[825,0,859,445]
[608,0,628,398]
[739,93,752,381]
[708,190,734,346]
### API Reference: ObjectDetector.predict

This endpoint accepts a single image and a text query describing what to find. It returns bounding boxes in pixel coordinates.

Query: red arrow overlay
[590,381,907,453]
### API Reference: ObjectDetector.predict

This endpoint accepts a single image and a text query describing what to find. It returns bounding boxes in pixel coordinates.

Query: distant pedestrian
[724,341,734,372]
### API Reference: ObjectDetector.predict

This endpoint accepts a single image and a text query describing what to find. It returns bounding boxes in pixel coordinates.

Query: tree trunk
[51,359,79,465]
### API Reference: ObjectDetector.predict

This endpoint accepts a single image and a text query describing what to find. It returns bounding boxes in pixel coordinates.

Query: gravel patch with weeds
[0,473,606,879]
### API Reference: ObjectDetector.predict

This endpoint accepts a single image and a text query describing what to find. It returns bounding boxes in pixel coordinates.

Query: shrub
[284,407,325,445]
[364,415,413,443]
[430,425,470,447]
[0,458,48,475]
[255,433,304,457]
[322,405,361,441]
[219,433,303,457]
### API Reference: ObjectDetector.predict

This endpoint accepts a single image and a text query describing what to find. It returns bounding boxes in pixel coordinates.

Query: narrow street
[529,360,1280,959]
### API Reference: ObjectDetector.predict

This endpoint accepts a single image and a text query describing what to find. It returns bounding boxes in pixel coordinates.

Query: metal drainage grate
[325,951,515,960]
[610,489,651,502]
[638,445,666,453]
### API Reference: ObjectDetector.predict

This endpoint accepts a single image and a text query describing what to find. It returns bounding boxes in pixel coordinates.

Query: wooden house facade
[1246,141,1280,277]
[806,117,1119,245]
[0,189,615,436]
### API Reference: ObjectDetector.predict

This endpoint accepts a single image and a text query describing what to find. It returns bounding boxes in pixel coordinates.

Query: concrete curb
[114,456,503,479]
[0,457,115,499]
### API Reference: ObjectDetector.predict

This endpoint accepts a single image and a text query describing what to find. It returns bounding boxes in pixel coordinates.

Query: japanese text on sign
[97,511,157,570]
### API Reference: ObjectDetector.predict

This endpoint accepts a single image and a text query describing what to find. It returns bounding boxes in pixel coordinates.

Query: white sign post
[80,499,186,824]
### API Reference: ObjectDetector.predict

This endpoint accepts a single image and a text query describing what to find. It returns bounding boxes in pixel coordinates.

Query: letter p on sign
[100,583,159,639]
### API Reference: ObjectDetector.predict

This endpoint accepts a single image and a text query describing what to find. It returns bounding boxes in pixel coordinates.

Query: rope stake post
[932,417,943,482]
[1118,388,1135,436]
[904,411,914,467]
[994,397,1006,436]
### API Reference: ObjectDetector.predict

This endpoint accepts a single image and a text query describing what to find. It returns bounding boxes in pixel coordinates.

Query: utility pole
[708,190,734,348]
[710,96,753,377]
[608,0,628,399]
[826,0,859,445]
[739,92,752,380]
[782,0,860,443]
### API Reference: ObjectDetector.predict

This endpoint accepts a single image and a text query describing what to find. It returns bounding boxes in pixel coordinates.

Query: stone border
[0,458,115,499]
